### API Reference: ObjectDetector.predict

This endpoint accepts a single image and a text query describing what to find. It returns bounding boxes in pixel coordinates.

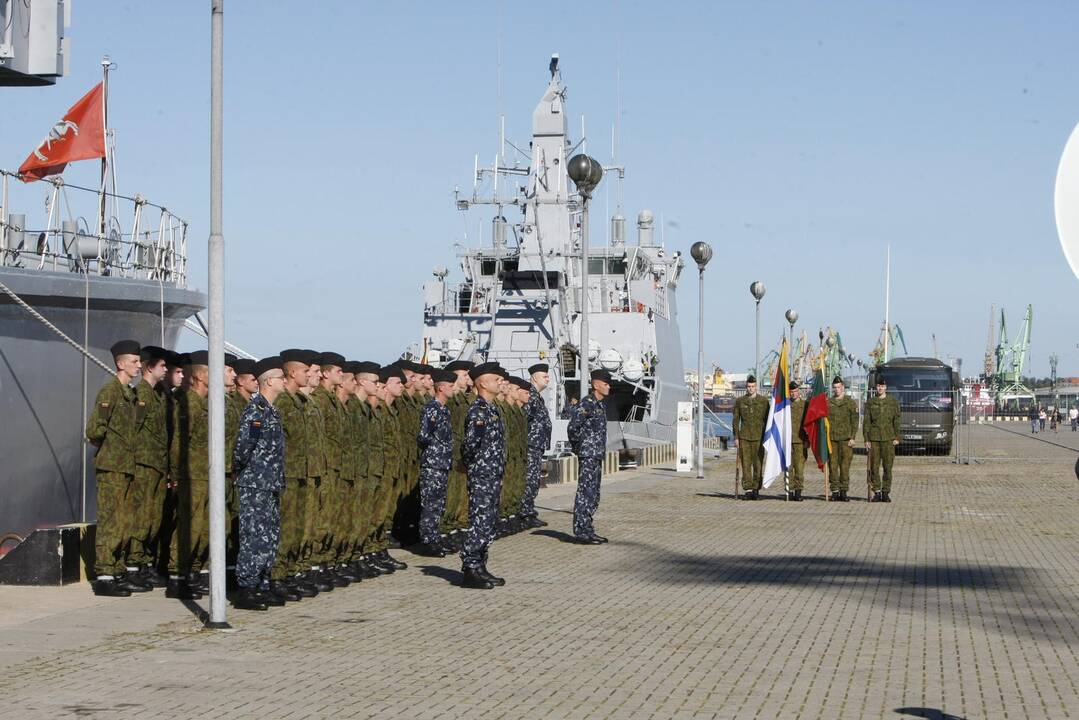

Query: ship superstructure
[416,57,689,449]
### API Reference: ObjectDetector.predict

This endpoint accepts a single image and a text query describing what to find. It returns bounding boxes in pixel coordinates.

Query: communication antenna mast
[983,303,996,380]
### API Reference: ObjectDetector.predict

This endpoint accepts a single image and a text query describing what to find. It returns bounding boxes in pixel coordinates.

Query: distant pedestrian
[1030,406,1039,434]
[1051,409,1061,433]
[1069,406,1077,432]
[1039,408,1047,432]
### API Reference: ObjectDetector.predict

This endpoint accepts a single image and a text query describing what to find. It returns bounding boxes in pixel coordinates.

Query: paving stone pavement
[1,426,1078,719]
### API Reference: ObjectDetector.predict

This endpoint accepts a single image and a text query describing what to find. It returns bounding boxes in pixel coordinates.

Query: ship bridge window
[587,257,627,275]
[480,258,519,275]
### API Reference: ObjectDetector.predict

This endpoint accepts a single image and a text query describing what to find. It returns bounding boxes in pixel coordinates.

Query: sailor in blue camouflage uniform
[231,357,287,611]
[416,369,458,557]
[521,362,552,528]
[568,369,612,544]
[459,362,508,590]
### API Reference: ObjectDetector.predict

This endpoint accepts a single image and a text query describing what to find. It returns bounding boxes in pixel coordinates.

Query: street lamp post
[690,242,713,479]
[785,309,798,379]
[567,154,603,397]
[750,282,766,383]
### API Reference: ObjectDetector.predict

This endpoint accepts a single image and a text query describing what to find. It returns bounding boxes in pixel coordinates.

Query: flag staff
[97,56,111,236]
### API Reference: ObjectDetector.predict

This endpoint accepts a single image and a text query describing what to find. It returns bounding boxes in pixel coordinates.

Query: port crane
[992,305,1034,409]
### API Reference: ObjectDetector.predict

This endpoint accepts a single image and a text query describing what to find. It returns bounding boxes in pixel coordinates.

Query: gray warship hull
[0,266,204,538]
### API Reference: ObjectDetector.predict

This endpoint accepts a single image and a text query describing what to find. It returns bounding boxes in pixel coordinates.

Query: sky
[4,1,1078,378]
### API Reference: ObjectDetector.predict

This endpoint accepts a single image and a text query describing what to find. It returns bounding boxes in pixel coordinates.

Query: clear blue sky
[5,1,1077,377]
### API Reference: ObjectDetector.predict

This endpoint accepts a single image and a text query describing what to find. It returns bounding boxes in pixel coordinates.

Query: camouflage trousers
[270,477,306,582]
[788,444,807,492]
[868,441,896,493]
[419,467,449,545]
[365,472,397,554]
[301,476,321,566]
[461,472,503,569]
[349,477,375,561]
[520,448,544,519]
[828,440,854,491]
[127,466,165,568]
[330,477,356,563]
[94,471,135,578]
[573,457,603,537]
[236,486,280,591]
[169,479,209,575]
[738,440,763,491]
[312,472,338,565]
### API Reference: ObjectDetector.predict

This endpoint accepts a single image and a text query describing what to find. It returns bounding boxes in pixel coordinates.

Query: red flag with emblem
[17,82,106,182]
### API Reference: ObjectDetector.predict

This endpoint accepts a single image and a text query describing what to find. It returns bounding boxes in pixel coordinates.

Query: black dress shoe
[289,578,319,597]
[138,566,168,588]
[478,565,505,586]
[92,579,132,597]
[269,582,302,602]
[321,569,350,587]
[233,588,268,611]
[335,565,361,582]
[191,573,210,592]
[165,578,203,599]
[461,567,494,590]
[305,571,334,592]
[368,556,396,573]
[591,534,609,544]
[116,576,153,593]
[575,535,604,545]
[354,560,382,579]
[378,551,407,570]
[255,588,286,606]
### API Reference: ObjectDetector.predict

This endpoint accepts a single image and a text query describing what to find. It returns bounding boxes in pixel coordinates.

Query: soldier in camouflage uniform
[365,365,408,573]
[333,363,361,577]
[156,350,186,578]
[568,369,611,543]
[521,363,552,528]
[129,345,170,588]
[415,369,457,556]
[733,375,769,498]
[827,377,859,502]
[502,378,531,528]
[442,361,475,547]
[223,353,241,571]
[787,381,808,501]
[270,350,322,597]
[863,377,900,502]
[301,352,340,587]
[231,357,287,611]
[460,362,507,589]
[392,362,425,546]
[87,340,151,597]
[168,350,212,598]
[351,362,386,578]
[345,361,381,579]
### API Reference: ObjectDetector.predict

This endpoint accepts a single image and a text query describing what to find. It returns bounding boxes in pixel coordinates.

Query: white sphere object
[599,348,623,371]
[622,357,644,382]
[587,340,601,361]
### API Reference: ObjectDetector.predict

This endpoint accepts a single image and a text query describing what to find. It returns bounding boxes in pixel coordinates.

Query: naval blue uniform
[460,397,505,569]
[417,398,453,545]
[567,393,607,538]
[232,394,285,591]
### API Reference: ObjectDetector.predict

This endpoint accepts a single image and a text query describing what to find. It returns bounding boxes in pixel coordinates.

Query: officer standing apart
[787,381,808,501]
[863,377,900,503]
[460,362,508,590]
[416,369,457,557]
[521,363,552,529]
[568,369,611,544]
[827,377,859,502]
[231,357,287,611]
[732,375,769,500]
[87,340,151,597]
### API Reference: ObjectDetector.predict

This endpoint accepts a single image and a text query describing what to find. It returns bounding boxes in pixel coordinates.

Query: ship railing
[0,171,188,286]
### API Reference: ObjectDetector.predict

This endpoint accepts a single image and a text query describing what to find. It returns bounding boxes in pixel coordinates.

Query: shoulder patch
[252,420,262,428]
[100,402,109,407]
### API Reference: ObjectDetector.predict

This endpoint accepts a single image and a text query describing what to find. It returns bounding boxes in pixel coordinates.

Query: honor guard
[827,377,859,501]
[787,381,808,501]
[863,377,900,502]
[87,340,150,597]
[460,362,508,589]
[733,375,769,499]
[130,345,170,587]
[416,369,457,556]
[568,369,611,544]
[231,357,287,611]
[521,363,552,528]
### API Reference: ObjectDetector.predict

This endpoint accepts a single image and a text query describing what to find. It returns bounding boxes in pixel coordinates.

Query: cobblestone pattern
[1,427,1077,719]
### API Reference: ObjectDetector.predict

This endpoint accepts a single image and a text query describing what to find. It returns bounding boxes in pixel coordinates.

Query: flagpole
[98,57,111,237]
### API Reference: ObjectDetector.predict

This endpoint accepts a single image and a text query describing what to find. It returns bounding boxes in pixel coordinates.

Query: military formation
[732,375,901,503]
[88,341,613,606]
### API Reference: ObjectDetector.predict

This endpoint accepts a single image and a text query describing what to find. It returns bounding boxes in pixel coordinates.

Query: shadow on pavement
[181,598,209,624]
[530,529,579,544]
[895,707,968,719]
[419,565,462,586]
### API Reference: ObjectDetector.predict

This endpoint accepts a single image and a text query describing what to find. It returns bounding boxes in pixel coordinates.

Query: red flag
[18,82,106,182]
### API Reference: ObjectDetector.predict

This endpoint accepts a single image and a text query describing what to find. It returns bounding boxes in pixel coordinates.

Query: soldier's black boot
[461,566,494,590]
[353,559,382,579]
[138,565,168,588]
[92,578,132,597]
[165,577,202,600]
[233,587,269,611]
[269,581,302,602]
[366,554,395,574]
[882,491,892,503]
[590,533,609,543]
[379,550,408,570]
[414,542,447,558]
[839,490,849,502]
[320,567,350,587]
[305,570,334,592]
[872,491,883,502]
[257,586,286,606]
[116,574,153,593]
[478,564,505,586]
[335,564,361,583]
[830,491,840,501]
[289,577,319,598]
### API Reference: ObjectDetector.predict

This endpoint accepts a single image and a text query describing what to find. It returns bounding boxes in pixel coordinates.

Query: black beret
[353,361,380,375]
[378,365,405,384]
[110,339,140,358]
[302,350,320,365]
[176,352,191,367]
[788,380,799,390]
[832,376,845,385]
[139,345,167,363]
[317,352,346,368]
[469,362,501,381]
[280,349,310,364]
[414,364,435,376]
[188,350,209,366]
[165,350,184,367]
[510,377,531,390]
[875,377,887,385]
[746,375,757,384]
[431,369,456,385]
[254,356,283,378]
[224,352,238,367]
[444,360,474,372]
[233,358,257,376]
[341,361,361,374]
[590,369,613,384]
[528,363,549,374]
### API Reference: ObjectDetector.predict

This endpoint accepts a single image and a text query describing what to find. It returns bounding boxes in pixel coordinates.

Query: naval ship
[414,56,691,450]
[0,4,204,540]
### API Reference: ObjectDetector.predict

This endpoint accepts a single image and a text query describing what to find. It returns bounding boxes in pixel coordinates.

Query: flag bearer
[787,381,808,501]
[863,377,901,502]
[733,375,769,499]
